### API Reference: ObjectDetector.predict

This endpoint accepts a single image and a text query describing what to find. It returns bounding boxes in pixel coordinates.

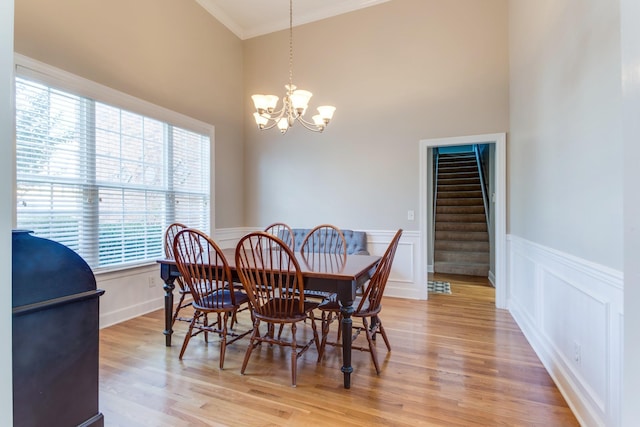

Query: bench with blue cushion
[291,228,369,255]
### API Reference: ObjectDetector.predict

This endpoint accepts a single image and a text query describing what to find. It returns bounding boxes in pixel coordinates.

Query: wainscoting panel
[508,235,623,427]
[213,227,253,249]
[509,248,537,326]
[365,230,424,300]
[96,264,164,329]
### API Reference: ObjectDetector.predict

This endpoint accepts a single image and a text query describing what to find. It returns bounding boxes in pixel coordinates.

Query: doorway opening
[419,133,506,309]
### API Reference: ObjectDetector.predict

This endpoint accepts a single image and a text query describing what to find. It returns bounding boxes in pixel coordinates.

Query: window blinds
[15,77,210,270]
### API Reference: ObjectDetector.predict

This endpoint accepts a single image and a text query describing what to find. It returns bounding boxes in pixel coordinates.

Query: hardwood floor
[99,277,578,426]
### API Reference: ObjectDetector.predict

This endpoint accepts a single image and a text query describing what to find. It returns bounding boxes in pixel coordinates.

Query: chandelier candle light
[251,0,336,134]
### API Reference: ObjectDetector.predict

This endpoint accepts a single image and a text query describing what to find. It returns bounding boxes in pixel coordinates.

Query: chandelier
[251,0,336,134]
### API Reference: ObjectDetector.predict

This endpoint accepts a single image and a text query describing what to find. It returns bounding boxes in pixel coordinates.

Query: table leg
[163,282,175,346]
[340,302,355,389]
[160,263,175,347]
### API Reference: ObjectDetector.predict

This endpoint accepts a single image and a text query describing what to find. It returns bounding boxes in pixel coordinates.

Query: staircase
[433,152,490,277]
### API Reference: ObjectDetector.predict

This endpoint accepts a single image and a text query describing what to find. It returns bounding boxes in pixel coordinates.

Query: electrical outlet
[573,341,581,366]
[148,276,156,288]
[407,210,415,221]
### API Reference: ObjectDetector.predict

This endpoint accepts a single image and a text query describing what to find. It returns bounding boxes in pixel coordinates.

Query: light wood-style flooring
[99,274,579,426]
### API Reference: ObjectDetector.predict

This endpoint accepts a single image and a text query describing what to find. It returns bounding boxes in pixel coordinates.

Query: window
[15,60,211,271]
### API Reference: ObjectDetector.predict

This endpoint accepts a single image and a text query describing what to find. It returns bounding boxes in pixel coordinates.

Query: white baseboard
[507,235,623,427]
[100,297,163,329]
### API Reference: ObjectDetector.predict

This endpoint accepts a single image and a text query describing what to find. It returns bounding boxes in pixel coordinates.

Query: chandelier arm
[254,105,287,130]
[295,115,324,132]
[257,120,280,131]
[267,105,287,119]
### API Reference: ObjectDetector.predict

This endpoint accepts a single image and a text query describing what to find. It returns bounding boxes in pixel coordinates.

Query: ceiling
[195,0,392,40]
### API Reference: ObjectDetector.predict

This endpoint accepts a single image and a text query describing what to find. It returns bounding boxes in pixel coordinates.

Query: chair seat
[193,289,249,311]
[318,296,375,315]
[303,289,336,300]
[255,298,319,321]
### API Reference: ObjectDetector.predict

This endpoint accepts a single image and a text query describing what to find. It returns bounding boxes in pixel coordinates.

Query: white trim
[195,0,246,39]
[197,0,393,40]
[508,234,623,427]
[419,133,507,307]
[243,0,392,39]
[0,2,14,424]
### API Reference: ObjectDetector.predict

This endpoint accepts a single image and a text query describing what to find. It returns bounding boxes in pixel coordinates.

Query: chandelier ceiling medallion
[251,0,336,134]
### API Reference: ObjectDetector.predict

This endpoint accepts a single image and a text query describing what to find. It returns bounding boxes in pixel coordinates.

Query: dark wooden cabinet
[12,230,105,427]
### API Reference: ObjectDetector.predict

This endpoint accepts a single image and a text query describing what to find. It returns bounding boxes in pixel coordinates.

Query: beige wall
[243,0,509,230]
[14,0,245,229]
[508,0,623,270]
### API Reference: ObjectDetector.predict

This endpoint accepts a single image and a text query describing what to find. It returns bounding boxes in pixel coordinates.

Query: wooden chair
[300,250,346,275]
[316,229,403,374]
[299,224,347,301]
[299,224,347,256]
[235,231,320,387]
[172,228,251,369]
[164,222,192,326]
[263,222,295,250]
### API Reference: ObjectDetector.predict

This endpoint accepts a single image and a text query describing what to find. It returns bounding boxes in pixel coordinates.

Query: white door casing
[418,133,507,308]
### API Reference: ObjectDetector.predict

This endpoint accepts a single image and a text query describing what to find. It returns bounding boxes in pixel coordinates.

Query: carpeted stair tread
[435,230,489,241]
[435,240,490,251]
[434,151,489,277]
[436,197,485,206]
[436,223,487,232]
[436,213,487,222]
[434,250,489,263]
[434,261,489,276]
[438,177,481,184]
[438,190,483,199]
[437,184,483,192]
[436,205,485,214]
[437,172,480,180]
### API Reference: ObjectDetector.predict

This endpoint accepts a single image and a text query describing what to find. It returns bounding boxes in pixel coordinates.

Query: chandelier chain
[288,0,293,90]
[250,0,335,133]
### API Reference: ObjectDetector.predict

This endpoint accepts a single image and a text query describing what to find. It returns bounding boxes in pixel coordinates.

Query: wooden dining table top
[159,247,381,281]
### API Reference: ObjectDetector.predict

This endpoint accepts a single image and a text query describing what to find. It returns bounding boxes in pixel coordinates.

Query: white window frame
[14,54,215,272]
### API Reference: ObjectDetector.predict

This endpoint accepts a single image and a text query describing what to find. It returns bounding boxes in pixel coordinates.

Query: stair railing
[433,147,440,242]
[473,144,491,229]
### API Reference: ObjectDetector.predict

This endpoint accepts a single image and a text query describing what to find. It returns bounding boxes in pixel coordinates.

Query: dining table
[157,247,381,389]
